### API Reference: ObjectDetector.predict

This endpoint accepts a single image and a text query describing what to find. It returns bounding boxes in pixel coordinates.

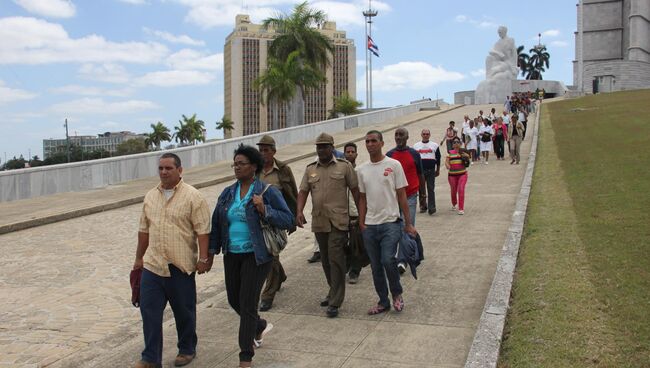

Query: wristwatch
[198,257,209,264]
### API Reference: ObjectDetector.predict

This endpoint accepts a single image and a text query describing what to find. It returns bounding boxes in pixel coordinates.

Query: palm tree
[147,121,171,150]
[517,45,531,78]
[255,51,325,131]
[176,114,205,145]
[527,45,550,80]
[262,1,334,127]
[216,115,235,139]
[328,93,362,118]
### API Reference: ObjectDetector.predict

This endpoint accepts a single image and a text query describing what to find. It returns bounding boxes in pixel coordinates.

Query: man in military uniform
[256,135,298,312]
[296,133,359,318]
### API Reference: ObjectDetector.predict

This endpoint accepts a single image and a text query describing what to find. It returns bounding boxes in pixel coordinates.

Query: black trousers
[494,135,505,158]
[223,252,272,363]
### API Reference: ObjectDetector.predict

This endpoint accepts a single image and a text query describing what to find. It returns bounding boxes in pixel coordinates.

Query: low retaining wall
[0,100,438,202]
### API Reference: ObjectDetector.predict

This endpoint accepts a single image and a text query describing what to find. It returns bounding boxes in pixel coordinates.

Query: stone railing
[0,100,439,202]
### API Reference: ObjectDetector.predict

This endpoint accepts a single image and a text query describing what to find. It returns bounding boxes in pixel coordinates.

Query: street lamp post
[64,118,70,163]
[363,0,377,109]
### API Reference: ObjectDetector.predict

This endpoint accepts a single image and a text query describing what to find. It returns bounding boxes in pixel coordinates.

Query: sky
[0,0,578,161]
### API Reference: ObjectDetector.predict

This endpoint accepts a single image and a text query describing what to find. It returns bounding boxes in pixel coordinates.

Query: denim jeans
[140,265,197,365]
[400,194,418,226]
[362,221,403,308]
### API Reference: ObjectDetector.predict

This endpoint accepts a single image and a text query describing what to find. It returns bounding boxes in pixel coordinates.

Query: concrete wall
[0,100,439,202]
[454,90,475,105]
[583,59,650,92]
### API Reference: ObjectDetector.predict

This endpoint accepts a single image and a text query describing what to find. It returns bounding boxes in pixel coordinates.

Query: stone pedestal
[475,78,512,104]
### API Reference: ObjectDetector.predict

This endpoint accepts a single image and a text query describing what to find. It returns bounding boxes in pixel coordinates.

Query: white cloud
[550,40,568,47]
[134,70,216,87]
[0,80,38,104]
[119,0,148,4]
[371,62,465,91]
[0,17,169,65]
[311,1,392,28]
[50,84,134,97]
[470,68,485,77]
[78,63,132,84]
[13,0,75,18]
[454,14,498,29]
[143,27,206,46]
[542,29,561,37]
[166,49,223,71]
[50,98,160,115]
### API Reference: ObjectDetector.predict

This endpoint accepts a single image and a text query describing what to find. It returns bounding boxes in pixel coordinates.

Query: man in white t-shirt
[357,130,417,315]
[413,129,441,215]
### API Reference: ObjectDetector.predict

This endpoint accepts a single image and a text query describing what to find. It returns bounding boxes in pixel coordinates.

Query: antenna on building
[363,0,378,109]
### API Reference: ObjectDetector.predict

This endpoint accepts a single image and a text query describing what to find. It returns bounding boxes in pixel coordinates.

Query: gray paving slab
[0,103,536,368]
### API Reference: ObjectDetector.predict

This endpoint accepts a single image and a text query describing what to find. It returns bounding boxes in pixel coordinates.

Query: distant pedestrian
[508,115,526,165]
[209,145,294,368]
[357,130,417,315]
[442,121,458,153]
[465,120,479,162]
[296,133,359,318]
[445,138,470,215]
[256,135,298,312]
[478,119,494,164]
[492,117,508,160]
[133,153,211,368]
[518,108,528,140]
[413,129,441,215]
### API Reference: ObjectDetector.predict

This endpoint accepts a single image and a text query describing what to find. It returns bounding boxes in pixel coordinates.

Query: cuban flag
[367,36,379,57]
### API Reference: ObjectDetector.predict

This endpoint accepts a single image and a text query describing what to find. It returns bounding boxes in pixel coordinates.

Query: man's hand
[133,258,143,270]
[435,170,440,177]
[405,223,417,237]
[296,212,307,228]
[196,255,213,274]
[359,222,367,232]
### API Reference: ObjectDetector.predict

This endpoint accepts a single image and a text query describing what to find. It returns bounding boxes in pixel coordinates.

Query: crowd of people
[130,102,534,367]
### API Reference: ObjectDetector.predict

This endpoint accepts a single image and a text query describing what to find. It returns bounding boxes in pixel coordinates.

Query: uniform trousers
[260,256,286,303]
[314,226,348,307]
[223,252,272,363]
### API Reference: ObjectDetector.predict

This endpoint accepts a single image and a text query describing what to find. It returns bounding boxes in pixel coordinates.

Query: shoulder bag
[259,184,288,256]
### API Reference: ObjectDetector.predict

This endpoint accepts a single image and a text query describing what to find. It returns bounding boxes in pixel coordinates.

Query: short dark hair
[233,144,264,175]
[449,120,455,125]
[366,130,383,141]
[160,153,181,168]
[344,142,357,151]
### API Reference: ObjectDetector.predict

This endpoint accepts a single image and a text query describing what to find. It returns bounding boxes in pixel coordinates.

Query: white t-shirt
[356,156,408,225]
[462,120,470,135]
[413,141,439,161]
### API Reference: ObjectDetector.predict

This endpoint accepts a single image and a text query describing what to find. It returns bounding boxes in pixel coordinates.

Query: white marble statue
[475,26,518,104]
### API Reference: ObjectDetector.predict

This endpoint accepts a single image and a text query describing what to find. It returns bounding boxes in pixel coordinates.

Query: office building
[43,131,146,158]
[224,14,356,137]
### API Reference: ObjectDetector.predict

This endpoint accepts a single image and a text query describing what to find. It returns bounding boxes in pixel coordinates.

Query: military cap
[256,135,276,146]
[315,132,334,145]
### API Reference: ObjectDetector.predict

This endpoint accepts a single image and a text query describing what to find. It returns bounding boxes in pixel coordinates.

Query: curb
[0,106,463,235]
[464,104,541,368]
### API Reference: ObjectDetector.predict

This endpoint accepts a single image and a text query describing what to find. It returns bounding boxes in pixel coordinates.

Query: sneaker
[451,206,457,211]
[348,274,359,284]
[428,208,437,215]
[485,161,488,165]
[253,323,273,348]
[458,210,464,215]
[397,263,406,275]
[326,306,339,318]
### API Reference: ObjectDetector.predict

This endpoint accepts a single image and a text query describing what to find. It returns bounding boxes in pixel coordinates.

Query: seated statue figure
[475,26,518,104]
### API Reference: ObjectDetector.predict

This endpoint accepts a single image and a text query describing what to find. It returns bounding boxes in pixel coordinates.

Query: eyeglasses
[231,161,251,168]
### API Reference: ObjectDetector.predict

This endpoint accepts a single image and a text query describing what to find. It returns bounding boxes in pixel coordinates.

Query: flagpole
[363,0,377,109]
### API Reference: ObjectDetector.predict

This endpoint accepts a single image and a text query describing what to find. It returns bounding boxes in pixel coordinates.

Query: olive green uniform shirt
[299,156,358,232]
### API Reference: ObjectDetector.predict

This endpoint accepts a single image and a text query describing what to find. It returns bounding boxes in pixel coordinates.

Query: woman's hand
[252,194,265,216]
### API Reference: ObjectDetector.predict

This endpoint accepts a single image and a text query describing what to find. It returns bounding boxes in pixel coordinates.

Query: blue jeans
[140,265,197,364]
[400,194,418,226]
[362,221,403,308]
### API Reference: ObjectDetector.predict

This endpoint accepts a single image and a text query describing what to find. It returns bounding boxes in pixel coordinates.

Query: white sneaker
[458,210,464,215]
[451,206,456,211]
[485,161,488,165]
[397,263,407,275]
[254,323,273,348]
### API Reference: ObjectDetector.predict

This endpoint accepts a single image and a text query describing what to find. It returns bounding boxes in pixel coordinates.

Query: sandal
[367,304,389,315]
[393,296,404,312]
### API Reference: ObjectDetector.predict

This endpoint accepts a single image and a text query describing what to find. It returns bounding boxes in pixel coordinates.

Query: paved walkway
[0,104,536,368]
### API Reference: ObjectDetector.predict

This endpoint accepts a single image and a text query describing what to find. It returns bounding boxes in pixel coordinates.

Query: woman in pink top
[492,117,508,160]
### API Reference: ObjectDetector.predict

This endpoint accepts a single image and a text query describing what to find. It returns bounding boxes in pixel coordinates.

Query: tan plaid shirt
[139,179,211,277]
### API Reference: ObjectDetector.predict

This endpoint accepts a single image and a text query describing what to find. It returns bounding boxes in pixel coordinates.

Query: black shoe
[320,297,329,307]
[259,300,272,312]
[326,306,339,318]
[348,273,359,284]
[428,208,437,215]
[307,252,321,263]
[419,207,427,213]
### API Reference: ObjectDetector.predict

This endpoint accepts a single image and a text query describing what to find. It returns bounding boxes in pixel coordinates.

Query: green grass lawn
[498,90,650,368]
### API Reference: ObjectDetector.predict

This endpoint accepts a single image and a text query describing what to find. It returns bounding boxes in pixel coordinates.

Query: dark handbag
[259,184,288,256]
[481,133,492,142]
[130,268,142,308]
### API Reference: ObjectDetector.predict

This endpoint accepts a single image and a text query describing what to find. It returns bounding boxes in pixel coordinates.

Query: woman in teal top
[209,144,294,368]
